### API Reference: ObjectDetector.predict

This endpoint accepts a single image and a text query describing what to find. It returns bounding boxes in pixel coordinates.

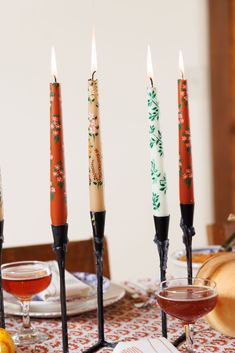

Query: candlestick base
[0,220,5,329]
[153,215,169,339]
[82,211,117,353]
[173,333,186,347]
[52,223,69,353]
[83,340,117,353]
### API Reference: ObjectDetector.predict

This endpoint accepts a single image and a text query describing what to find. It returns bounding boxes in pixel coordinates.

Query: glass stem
[21,300,31,330]
[184,324,194,353]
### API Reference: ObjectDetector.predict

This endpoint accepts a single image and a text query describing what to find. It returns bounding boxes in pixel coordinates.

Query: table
[5,295,235,353]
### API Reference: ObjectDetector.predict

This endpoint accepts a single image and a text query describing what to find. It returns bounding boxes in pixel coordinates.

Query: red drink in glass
[2,273,52,300]
[1,261,52,345]
[157,285,217,324]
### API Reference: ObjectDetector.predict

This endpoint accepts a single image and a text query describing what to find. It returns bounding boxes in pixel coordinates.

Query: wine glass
[157,277,217,353]
[2,261,52,345]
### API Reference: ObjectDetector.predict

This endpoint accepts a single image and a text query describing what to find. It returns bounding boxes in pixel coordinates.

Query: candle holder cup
[153,215,169,338]
[0,220,4,329]
[51,223,69,353]
[83,211,117,353]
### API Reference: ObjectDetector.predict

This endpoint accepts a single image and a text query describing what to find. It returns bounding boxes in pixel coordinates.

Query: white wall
[0,0,213,280]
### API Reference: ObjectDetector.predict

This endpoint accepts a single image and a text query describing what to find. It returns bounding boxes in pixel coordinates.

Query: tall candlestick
[147,46,170,339]
[178,50,194,205]
[50,47,69,353]
[147,46,169,217]
[50,47,67,226]
[88,33,105,212]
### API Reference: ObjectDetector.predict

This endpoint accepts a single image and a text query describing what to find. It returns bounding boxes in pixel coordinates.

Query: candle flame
[91,30,97,76]
[179,49,185,79]
[51,46,58,81]
[147,45,154,82]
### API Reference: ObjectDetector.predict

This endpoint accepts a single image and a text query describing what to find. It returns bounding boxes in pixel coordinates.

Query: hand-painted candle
[88,33,105,212]
[178,50,194,204]
[147,46,169,216]
[0,172,3,222]
[50,47,67,225]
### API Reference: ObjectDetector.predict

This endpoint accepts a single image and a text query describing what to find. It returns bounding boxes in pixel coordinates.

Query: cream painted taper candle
[88,33,105,212]
[0,172,3,222]
[147,46,169,216]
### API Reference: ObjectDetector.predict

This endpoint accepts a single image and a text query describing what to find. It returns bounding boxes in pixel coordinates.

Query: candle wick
[92,71,96,80]
[180,70,184,80]
[150,77,153,88]
[54,75,57,83]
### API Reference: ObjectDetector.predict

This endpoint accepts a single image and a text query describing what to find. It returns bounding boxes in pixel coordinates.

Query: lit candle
[88,32,105,212]
[50,47,67,225]
[147,46,169,216]
[178,50,194,205]
[0,172,3,222]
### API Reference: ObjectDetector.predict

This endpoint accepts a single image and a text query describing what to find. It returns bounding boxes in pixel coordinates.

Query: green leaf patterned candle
[147,46,169,217]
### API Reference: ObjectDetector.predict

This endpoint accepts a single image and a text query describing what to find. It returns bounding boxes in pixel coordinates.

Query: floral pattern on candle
[50,82,67,225]
[88,80,103,189]
[88,79,105,212]
[148,87,168,216]
[178,79,194,204]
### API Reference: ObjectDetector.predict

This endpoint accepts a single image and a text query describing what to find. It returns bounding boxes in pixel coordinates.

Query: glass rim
[2,260,50,268]
[159,277,217,290]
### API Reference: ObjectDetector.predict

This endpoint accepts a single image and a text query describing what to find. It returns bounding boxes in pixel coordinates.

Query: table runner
[5,295,235,353]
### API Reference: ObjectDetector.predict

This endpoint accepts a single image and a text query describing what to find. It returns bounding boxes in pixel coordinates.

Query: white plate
[4,282,125,318]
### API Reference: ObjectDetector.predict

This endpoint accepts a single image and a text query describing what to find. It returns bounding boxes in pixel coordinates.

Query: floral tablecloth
[5,295,235,353]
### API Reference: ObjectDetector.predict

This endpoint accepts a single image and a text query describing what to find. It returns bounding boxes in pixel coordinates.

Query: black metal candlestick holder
[153,215,169,338]
[0,220,5,329]
[83,211,117,353]
[173,204,195,348]
[180,204,195,281]
[52,223,69,353]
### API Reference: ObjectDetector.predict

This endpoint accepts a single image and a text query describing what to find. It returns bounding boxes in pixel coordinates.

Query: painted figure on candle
[148,86,168,215]
[178,79,194,203]
[50,82,67,225]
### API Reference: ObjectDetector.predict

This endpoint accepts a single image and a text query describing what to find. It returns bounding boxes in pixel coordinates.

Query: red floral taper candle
[178,50,194,204]
[50,47,67,225]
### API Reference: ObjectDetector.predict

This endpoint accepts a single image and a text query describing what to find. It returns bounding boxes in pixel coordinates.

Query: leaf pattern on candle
[88,80,99,108]
[151,160,160,183]
[148,86,168,216]
[148,90,159,121]
[181,129,191,152]
[53,160,65,189]
[50,115,61,142]
[149,127,163,157]
[50,181,56,201]
[152,192,160,211]
[151,161,166,190]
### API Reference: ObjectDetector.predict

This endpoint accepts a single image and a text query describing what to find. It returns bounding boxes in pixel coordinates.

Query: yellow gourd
[0,329,15,353]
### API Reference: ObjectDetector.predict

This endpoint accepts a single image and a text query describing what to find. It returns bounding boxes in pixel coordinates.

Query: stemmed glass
[2,261,52,345]
[157,277,217,353]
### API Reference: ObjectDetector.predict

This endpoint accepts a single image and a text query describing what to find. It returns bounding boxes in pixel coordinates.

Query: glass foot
[13,327,48,346]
